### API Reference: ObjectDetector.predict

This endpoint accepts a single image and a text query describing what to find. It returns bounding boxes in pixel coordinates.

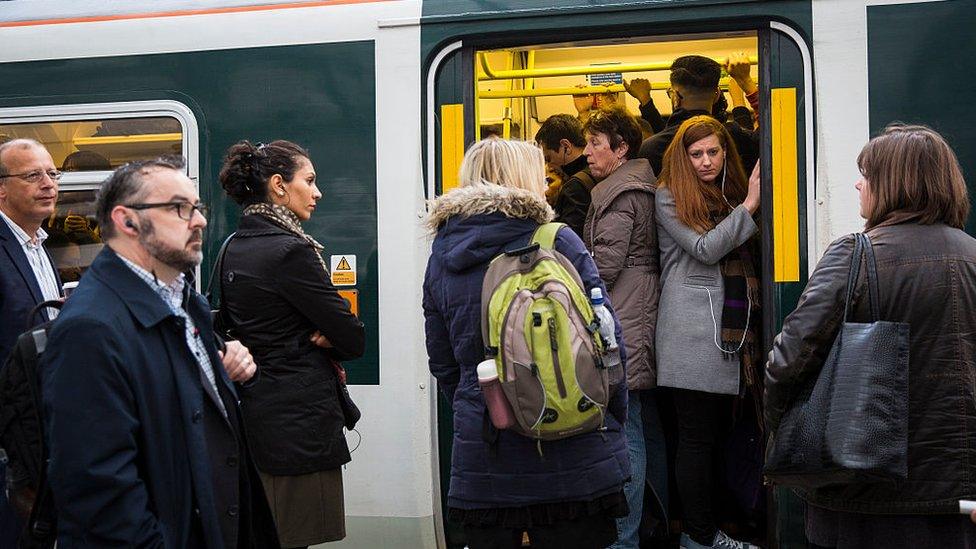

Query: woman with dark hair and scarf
[218,140,365,548]
[655,116,762,549]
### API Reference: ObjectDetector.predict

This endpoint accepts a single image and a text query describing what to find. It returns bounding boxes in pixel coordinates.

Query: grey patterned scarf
[242,202,328,275]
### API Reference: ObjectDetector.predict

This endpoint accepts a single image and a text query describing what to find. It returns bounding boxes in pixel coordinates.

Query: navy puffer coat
[423,184,630,510]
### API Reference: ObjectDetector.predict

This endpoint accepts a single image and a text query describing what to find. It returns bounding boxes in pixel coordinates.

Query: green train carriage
[1,0,973,546]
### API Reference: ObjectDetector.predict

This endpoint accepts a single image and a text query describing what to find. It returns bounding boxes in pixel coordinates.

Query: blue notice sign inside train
[588,72,623,86]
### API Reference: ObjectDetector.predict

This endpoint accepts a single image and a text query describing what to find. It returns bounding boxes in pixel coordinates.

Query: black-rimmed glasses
[124,201,208,221]
[0,169,63,184]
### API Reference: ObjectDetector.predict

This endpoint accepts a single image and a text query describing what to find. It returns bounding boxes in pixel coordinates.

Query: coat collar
[590,158,656,219]
[426,184,553,232]
[86,246,181,329]
[665,108,711,129]
[234,212,294,238]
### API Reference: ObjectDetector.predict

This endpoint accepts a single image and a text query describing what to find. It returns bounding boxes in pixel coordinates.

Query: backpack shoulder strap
[575,170,596,192]
[205,232,236,305]
[26,300,62,330]
[531,222,565,250]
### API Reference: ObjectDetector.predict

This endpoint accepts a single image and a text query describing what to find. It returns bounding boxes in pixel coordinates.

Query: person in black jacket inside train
[218,140,366,549]
[535,114,594,238]
[639,55,759,177]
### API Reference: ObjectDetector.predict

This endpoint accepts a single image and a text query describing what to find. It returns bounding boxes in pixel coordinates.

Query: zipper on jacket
[548,316,568,399]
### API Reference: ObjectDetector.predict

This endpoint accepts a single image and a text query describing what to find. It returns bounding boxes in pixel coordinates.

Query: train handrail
[478,79,732,99]
[477,52,756,81]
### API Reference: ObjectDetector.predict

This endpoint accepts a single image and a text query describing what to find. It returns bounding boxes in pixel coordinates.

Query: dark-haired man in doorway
[639,54,759,177]
[536,114,596,238]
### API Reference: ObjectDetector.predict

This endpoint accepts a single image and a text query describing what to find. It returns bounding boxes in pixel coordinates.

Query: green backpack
[480,222,610,441]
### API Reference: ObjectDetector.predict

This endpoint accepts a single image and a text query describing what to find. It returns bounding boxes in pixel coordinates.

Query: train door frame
[425,27,816,265]
[0,99,201,287]
[424,19,815,549]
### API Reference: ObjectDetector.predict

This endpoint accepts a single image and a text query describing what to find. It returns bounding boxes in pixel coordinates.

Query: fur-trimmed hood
[426,185,555,273]
[425,184,553,232]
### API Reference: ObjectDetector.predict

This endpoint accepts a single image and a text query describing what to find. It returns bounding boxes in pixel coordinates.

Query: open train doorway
[429,25,812,548]
[474,34,757,144]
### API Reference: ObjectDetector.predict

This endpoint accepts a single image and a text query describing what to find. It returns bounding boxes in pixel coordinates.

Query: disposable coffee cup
[63,281,79,298]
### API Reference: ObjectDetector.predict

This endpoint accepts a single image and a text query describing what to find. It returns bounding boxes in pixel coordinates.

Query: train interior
[465,33,767,548]
[0,117,183,283]
[474,33,758,141]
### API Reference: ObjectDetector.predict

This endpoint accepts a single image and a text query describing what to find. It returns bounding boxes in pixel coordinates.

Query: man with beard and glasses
[40,157,280,549]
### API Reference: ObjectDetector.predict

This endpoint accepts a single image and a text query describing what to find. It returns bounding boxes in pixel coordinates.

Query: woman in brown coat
[581,106,665,548]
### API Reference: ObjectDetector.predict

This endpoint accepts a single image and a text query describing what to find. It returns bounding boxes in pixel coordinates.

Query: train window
[0,116,183,173]
[43,189,100,284]
[476,34,758,142]
[0,102,197,287]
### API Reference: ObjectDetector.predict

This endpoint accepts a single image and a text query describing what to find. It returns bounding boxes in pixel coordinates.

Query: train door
[759,24,814,549]
[425,23,813,549]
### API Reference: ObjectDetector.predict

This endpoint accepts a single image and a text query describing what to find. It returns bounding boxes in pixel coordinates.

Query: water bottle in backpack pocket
[589,287,624,390]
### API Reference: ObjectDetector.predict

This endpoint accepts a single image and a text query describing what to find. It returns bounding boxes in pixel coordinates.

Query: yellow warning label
[332,272,355,286]
[330,254,357,286]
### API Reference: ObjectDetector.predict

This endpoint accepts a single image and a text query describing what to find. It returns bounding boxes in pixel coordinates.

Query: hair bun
[219,139,309,207]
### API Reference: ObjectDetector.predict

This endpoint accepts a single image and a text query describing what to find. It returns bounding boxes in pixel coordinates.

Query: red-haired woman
[655,115,762,549]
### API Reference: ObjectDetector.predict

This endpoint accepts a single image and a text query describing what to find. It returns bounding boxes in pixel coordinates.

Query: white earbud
[720,164,734,210]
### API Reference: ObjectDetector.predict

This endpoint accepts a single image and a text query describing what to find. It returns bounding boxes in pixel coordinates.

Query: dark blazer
[766,223,976,514]
[221,214,365,475]
[41,247,278,549]
[0,218,61,363]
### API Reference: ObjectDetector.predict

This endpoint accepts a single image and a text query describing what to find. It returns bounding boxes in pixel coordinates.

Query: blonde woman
[423,138,630,549]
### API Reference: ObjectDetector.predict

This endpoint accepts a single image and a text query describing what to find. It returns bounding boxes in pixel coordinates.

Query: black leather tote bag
[765,233,910,489]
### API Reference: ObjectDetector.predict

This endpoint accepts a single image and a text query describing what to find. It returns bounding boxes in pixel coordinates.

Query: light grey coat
[654,186,758,395]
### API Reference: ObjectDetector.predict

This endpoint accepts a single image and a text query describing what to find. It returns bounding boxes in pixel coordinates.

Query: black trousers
[462,513,618,549]
[673,388,730,546]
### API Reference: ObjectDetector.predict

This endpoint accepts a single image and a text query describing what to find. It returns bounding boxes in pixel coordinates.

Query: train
[1,0,973,547]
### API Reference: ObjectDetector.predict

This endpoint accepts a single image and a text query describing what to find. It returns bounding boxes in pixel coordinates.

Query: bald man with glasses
[0,138,64,546]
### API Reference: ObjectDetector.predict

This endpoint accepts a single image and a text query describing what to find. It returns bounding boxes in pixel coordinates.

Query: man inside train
[0,138,63,547]
[535,114,594,238]
[40,157,279,548]
[638,54,759,176]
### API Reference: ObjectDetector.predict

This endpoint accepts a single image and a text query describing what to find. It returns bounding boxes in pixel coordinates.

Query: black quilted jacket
[221,214,365,476]
[765,221,976,514]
